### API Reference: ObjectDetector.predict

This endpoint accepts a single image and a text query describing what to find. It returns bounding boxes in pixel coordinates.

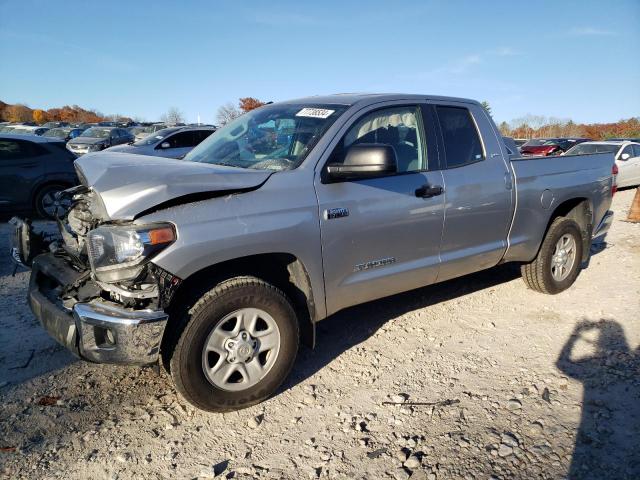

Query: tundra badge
[325,207,349,220]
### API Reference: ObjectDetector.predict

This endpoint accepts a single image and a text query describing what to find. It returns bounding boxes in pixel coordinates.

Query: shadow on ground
[286,262,521,390]
[557,319,640,479]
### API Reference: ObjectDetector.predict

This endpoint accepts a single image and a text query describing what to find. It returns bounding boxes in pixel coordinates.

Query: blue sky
[0,0,638,124]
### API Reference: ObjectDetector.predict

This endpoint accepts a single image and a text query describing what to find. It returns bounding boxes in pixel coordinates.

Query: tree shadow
[556,319,640,479]
[284,262,520,390]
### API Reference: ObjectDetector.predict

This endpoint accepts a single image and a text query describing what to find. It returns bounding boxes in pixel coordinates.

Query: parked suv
[0,135,77,218]
[66,126,134,156]
[107,126,215,159]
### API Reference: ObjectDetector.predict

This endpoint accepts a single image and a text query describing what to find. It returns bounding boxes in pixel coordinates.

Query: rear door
[314,102,445,315]
[430,102,514,282]
[0,139,46,209]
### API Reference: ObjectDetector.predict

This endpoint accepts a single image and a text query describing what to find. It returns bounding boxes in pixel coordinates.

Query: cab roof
[279,93,481,107]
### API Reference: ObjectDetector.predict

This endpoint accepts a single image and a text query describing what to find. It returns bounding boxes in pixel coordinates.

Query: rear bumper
[28,254,168,365]
[592,210,614,241]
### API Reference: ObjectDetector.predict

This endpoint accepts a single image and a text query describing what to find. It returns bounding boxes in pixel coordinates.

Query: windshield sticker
[296,108,335,119]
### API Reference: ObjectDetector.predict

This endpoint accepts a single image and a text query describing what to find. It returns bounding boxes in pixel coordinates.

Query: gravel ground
[1,189,639,480]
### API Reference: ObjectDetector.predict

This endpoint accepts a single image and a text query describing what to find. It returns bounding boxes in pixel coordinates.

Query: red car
[520,138,591,156]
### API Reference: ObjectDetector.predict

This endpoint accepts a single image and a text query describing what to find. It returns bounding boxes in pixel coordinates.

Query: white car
[106,126,215,159]
[565,141,640,188]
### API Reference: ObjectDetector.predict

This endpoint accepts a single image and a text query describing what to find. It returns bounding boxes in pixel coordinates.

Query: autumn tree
[239,97,266,113]
[216,102,241,126]
[161,107,185,124]
[498,121,511,136]
[32,109,48,124]
[6,104,32,122]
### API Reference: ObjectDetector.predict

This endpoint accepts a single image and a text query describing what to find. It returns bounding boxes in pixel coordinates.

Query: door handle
[415,184,444,198]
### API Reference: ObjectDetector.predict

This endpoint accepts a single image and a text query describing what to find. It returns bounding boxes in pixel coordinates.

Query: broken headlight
[87,223,175,282]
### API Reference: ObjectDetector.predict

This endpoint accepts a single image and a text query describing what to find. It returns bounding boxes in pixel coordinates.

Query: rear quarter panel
[504,152,614,262]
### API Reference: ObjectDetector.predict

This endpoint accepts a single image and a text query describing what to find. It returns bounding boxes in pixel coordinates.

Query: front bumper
[28,254,168,365]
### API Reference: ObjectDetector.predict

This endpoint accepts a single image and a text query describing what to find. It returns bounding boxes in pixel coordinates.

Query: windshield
[43,128,68,138]
[133,127,181,146]
[565,143,620,155]
[81,127,112,138]
[184,103,347,170]
[129,126,147,135]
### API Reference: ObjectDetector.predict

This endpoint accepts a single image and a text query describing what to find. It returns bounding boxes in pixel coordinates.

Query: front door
[314,104,445,316]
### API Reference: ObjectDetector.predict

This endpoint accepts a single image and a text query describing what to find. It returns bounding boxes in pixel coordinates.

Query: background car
[42,127,85,142]
[0,135,78,218]
[565,140,640,188]
[66,126,134,155]
[3,125,50,136]
[107,126,215,159]
[520,138,590,156]
[42,121,70,129]
[133,123,168,142]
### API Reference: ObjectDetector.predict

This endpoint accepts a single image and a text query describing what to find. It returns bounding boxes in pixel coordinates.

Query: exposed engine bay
[11,186,181,313]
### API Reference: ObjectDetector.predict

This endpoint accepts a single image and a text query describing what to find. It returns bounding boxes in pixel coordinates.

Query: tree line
[497,115,640,140]
[5,97,637,140]
[0,100,132,124]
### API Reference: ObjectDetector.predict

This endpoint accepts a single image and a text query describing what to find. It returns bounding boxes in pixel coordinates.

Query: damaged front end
[10,186,181,365]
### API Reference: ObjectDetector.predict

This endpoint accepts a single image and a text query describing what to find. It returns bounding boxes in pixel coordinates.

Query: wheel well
[165,253,316,348]
[546,197,593,262]
[31,181,73,208]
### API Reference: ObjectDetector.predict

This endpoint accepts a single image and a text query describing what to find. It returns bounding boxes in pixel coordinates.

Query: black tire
[167,276,299,412]
[34,183,69,219]
[521,217,584,294]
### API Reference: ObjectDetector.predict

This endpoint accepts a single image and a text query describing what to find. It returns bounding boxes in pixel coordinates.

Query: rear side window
[436,106,484,168]
[633,144,640,157]
[0,139,47,159]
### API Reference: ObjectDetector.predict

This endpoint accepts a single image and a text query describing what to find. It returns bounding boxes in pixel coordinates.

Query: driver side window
[333,106,426,173]
[619,145,633,160]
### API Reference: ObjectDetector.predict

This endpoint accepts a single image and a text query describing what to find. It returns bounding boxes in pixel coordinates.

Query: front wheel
[168,276,299,412]
[521,217,584,294]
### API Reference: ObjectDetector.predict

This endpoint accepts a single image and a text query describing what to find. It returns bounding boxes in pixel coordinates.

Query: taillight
[612,163,618,196]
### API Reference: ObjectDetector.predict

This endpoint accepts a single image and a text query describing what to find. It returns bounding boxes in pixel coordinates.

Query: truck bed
[504,152,615,263]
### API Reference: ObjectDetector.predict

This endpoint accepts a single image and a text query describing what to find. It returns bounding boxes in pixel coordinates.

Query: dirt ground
[1,189,639,480]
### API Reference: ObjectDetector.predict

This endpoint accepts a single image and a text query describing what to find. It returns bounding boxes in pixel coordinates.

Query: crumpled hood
[75,152,273,220]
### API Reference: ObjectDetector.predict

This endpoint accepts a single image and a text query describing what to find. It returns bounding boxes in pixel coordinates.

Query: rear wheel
[34,183,71,219]
[168,276,299,412]
[521,217,584,294]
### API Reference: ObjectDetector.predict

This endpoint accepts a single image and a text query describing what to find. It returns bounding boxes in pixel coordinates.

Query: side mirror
[160,142,171,149]
[327,144,397,181]
[620,153,630,161]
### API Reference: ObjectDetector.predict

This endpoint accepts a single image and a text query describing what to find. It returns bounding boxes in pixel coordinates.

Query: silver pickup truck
[10,94,616,412]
